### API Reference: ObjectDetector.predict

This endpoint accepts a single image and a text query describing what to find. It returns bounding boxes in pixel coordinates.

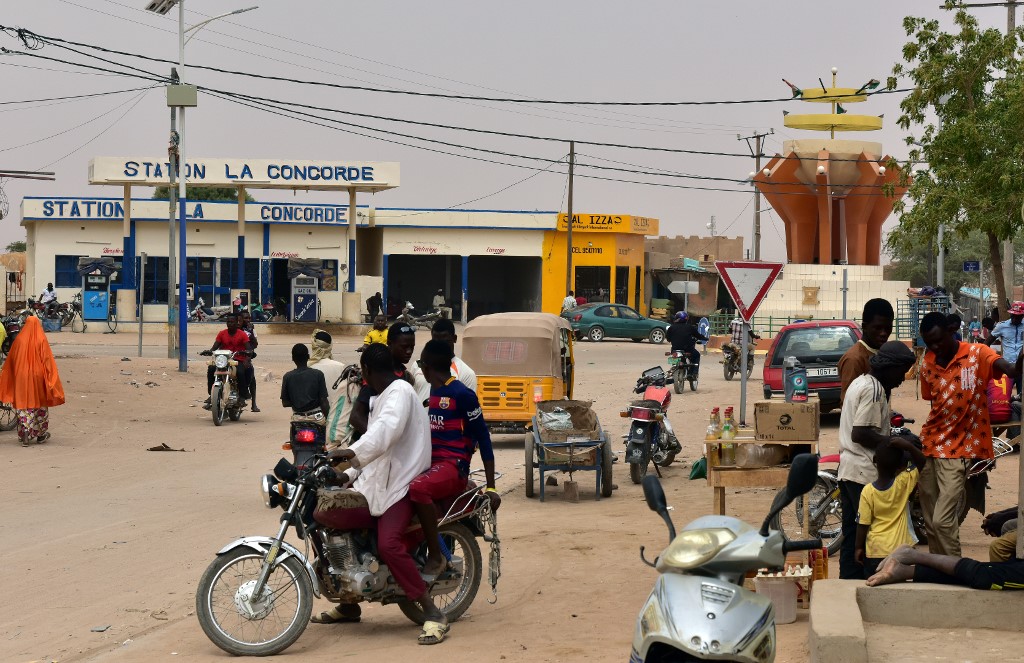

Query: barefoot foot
[866,556,915,587]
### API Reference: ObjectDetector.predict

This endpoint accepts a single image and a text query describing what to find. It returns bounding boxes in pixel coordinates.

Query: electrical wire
[0,85,156,106]
[36,88,151,170]
[6,26,914,107]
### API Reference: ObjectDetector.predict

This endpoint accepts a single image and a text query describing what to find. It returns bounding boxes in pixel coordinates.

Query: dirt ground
[1,327,1017,662]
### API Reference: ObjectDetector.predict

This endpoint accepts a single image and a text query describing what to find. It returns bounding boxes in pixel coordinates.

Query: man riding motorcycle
[203,313,252,410]
[666,311,707,377]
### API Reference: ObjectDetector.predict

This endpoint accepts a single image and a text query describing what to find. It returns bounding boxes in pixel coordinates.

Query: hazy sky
[1,1,1006,259]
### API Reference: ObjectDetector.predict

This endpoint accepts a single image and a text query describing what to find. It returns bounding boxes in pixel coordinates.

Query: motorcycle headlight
[214,354,229,369]
[260,474,275,508]
[660,528,737,570]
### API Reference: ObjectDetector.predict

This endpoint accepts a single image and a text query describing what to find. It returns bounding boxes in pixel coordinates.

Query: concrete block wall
[758,264,909,321]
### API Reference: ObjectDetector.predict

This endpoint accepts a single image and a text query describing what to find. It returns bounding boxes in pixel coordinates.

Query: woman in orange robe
[0,316,65,445]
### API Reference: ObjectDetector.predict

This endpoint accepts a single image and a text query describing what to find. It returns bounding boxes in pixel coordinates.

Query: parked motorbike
[195,454,501,656]
[397,301,440,330]
[200,349,251,425]
[632,455,822,663]
[769,412,1015,555]
[666,350,698,394]
[721,343,755,381]
[622,366,681,485]
[1,314,21,356]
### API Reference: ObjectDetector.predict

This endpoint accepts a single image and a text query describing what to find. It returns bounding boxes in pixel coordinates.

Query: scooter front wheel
[195,548,313,656]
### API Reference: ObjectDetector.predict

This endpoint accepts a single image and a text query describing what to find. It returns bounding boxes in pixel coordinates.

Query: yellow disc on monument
[800,88,869,103]
[784,114,883,132]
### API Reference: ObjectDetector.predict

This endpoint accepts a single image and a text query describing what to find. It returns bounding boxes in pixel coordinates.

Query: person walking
[562,291,577,312]
[0,316,65,446]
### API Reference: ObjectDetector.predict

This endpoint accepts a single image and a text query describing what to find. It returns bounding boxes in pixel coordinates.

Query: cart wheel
[524,433,536,498]
[600,440,614,498]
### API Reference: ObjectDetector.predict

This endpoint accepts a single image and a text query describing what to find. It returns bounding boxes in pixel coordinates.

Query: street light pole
[176,0,188,373]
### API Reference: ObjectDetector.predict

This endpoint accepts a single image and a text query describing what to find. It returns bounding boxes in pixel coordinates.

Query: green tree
[4,240,26,253]
[887,4,1024,318]
[152,186,254,202]
[885,230,1024,294]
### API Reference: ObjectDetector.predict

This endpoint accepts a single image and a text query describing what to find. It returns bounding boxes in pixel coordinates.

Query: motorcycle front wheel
[724,361,736,381]
[196,548,313,657]
[211,384,226,426]
[399,522,482,625]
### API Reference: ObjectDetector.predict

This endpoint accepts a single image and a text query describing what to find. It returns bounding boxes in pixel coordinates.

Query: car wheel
[588,326,605,342]
[648,328,666,344]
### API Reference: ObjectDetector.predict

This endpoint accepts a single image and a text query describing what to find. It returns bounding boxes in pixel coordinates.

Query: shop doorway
[574,266,610,303]
[387,255,462,318]
[467,256,542,319]
[634,266,642,311]
[615,266,629,305]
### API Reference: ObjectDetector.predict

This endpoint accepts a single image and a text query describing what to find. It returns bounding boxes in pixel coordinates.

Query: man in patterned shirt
[918,312,1022,556]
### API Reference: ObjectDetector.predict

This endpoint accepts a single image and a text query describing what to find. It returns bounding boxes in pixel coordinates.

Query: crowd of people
[837,298,1023,591]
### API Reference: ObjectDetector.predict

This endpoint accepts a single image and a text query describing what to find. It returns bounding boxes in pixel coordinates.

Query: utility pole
[167,68,178,359]
[739,129,773,260]
[565,141,575,295]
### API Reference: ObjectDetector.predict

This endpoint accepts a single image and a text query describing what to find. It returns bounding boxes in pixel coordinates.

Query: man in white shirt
[562,291,577,312]
[432,289,445,309]
[837,341,916,580]
[406,318,477,403]
[318,345,449,642]
[39,282,57,316]
[308,330,349,447]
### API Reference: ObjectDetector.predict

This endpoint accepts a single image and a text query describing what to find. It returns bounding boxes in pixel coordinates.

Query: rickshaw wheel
[524,433,536,498]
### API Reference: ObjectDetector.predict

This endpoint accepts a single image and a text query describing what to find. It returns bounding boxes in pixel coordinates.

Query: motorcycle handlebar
[783,538,823,553]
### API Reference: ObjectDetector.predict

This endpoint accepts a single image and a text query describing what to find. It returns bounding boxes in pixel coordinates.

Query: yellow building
[542,214,659,314]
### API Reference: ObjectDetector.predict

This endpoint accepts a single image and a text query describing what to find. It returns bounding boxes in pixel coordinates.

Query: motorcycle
[1,314,21,356]
[622,366,682,485]
[666,350,698,394]
[397,301,440,330]
[200,349,251,425]
[195,454,501,656]
[632,455,822,663]
[285,412,327,471]
[721,343,755,381]
[769,413,1016,555]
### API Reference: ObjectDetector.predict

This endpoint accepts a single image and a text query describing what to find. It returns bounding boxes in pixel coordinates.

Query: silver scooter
[631,454,821,663]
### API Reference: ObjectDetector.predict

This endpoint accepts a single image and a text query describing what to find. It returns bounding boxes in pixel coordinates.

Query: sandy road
[0,327,1013,662]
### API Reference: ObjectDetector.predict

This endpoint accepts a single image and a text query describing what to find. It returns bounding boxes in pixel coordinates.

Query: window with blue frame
[55,255,84,288]
[219,258,261,299]
[141,256,169,304]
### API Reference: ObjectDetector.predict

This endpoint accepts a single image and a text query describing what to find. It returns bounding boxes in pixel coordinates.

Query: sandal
[420,560,451,583]
[251,405,261,413]
[418,620,450,645]
[310,607,361,624]
[36,432,51,444]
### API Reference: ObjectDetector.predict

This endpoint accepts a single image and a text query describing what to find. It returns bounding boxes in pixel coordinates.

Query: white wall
[758,264,909,322]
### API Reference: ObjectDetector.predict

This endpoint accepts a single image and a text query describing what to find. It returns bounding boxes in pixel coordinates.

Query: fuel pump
[290,276,318,322]
[82,273,111,321]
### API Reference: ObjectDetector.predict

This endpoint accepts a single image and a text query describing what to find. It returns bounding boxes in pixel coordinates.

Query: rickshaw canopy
[462,313,571,377]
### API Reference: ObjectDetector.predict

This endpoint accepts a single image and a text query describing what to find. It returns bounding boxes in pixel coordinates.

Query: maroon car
[761,320,862,413]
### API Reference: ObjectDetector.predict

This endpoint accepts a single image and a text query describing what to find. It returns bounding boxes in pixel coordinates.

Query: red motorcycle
[621,365,681,484]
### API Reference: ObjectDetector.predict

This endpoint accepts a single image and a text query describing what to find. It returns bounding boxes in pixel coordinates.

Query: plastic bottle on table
[721,407,737,465]
[706,407,721,463]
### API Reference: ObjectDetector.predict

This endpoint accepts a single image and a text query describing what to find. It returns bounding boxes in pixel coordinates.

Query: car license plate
[806,367,838,378]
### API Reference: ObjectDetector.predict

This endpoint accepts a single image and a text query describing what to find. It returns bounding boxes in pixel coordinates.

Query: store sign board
[88,157,400,191]
[557,213,659,235]
[22,198,349,225]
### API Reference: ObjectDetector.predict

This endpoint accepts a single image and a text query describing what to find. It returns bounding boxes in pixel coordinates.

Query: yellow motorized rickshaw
[462,312,574,432]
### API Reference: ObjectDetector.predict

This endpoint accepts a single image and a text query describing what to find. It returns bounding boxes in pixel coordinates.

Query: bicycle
[67,293,87,333]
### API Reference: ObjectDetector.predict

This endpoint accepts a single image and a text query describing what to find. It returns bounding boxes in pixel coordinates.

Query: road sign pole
[740,321,749,426]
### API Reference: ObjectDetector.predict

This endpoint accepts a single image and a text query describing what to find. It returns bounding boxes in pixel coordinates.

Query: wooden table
[706,432,818,516]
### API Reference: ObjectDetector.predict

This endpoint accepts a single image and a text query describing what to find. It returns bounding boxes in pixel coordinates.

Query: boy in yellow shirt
[358,315,389,352]
[856,436,926,577]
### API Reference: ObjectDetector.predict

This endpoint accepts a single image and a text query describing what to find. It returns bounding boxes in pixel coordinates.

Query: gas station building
[20,172,658,325]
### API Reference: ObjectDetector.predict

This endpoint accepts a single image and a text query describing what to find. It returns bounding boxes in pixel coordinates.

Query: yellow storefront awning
[557,213,659,235]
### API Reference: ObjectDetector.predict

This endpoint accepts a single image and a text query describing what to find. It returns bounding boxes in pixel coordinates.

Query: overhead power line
[2,26,914,107]
[0,85,155,105]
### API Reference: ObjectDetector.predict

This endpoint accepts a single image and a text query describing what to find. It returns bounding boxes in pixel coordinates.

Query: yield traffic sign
[715,261,784,322]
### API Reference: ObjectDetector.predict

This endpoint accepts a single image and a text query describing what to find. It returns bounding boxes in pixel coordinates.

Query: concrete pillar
[341,187,361,322]
[117,184,138,322]
[461,255,469,323]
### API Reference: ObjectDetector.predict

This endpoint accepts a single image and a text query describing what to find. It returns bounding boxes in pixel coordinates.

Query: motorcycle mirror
[642,474,667,513]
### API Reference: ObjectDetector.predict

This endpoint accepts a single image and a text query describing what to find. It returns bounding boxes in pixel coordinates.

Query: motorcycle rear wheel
[629,447,650,484]
[770,476,843,557]
[673,368,684,394]
[211,384,225,426]
[399,522,482,625]
[228,407,243,422]
[196,548,313,657]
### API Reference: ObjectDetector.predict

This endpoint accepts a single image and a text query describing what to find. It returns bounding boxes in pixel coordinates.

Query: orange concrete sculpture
[755,69,907,266]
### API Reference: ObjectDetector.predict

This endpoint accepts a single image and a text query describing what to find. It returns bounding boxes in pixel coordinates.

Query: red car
[761,320,862,413]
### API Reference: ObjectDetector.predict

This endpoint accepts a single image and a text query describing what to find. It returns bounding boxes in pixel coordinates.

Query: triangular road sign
[715,261,784,322]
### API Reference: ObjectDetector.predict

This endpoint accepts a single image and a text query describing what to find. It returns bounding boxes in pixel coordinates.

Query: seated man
[281,343,330,418]
[867,544,1024,590]
[410,340,499,581]
[315,345,448,644]
[983,506,1020,563]
[358,315,389,353]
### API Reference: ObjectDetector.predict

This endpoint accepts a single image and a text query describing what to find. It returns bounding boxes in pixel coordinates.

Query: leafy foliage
[5,240,26,253]
[151,186,254,202]
[886,4,1024,317]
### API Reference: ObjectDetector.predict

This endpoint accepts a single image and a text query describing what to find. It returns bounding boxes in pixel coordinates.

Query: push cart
[524,400,613,501]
